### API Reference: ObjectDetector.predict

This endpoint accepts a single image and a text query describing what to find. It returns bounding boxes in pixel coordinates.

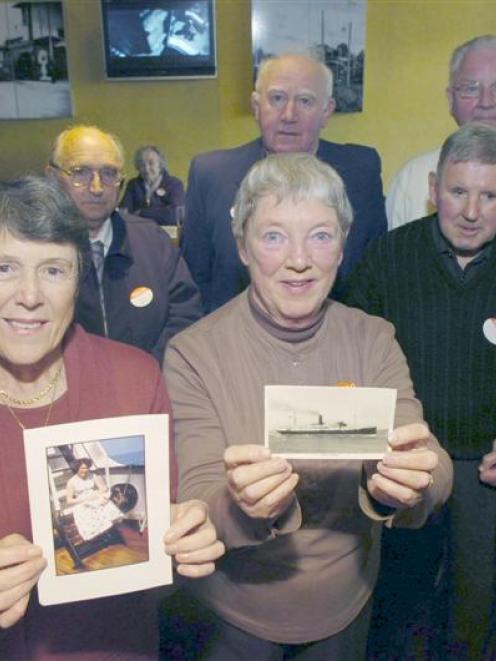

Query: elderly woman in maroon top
[0,176,223,660]
[163,153,453,660]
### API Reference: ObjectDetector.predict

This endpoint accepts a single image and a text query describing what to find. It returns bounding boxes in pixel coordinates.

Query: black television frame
[101,0,217,81]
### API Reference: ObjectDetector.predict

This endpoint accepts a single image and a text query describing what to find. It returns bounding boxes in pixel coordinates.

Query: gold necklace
[1,361,64,430]
[0,361,64,407]
[4,397,56,430]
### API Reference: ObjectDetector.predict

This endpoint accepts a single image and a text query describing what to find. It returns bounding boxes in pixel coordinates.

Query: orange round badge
[130,286,153,308]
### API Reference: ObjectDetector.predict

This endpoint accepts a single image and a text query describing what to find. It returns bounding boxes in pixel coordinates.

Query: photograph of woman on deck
[49,437,152,576]
[65,458,123,543]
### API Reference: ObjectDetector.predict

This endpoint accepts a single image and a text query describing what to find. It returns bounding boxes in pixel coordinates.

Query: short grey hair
[232,153,353,241]
[255,53,333,100]
[437,122,496,178]
[134,145,168,172]
[449,35,496,84]
[0,176,90,279]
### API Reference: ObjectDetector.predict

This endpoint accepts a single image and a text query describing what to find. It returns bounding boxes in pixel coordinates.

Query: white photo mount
[265,386,397,460]
[24,414,171,605]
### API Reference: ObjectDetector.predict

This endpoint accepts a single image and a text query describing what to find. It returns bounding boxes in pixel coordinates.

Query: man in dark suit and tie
[182,53,387,312]
[49,125,202,363]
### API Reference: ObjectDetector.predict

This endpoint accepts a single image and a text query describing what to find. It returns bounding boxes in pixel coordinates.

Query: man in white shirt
[387,35,496,229]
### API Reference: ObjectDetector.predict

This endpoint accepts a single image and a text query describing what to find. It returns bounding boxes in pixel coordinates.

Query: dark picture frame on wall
[101,0,216,80]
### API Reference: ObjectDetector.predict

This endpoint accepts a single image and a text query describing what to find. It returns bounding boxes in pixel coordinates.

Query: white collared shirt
[90,218,113,257]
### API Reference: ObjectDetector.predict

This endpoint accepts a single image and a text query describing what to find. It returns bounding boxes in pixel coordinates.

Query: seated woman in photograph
[0,176,224,660]
[65,458,123,541]
[163,154,453,659]
[120,145,185,226]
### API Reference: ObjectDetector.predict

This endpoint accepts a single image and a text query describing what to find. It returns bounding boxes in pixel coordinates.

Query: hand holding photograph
[265,386,397,460]
[23,414,171,605]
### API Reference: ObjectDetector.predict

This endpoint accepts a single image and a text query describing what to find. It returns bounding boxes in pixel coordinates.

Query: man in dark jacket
[49,125,202,363]
[344,122,496,659]
[182,53,387,312]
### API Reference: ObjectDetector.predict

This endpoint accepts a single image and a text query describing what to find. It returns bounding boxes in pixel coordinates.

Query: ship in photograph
[47,441,148,574]
[277,413,376,435]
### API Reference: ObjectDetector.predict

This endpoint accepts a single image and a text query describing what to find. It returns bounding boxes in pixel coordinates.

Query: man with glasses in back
[49,125,201,363]
[387,35,496,229]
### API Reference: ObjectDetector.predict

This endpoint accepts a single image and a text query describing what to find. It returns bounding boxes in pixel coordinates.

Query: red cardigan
[0,324,174,660]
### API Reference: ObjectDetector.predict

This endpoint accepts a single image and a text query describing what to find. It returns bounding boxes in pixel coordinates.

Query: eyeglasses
[50,162,123,187]
[452,81,496,99]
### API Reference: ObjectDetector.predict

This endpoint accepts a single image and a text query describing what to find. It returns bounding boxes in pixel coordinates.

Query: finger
[370,473,423,509]
[0,555,46,593]
[165,501,208,544]
[176,560,216,579]
[227,458,290,492]
[388,423,430,450]
[479,452,496,472]
[224,444,271,469]
[233,466,293,505]
[479,467,496,480]
[242,473,299,519]
[381,449,438,472]
[165,519,217,556]
[0,534,30,548]
[376,465,433,491]
[0,592,30,629]
[0,544,43,570]
[173,540,225,567]
[262,473,299,510]
[0,571,41,622]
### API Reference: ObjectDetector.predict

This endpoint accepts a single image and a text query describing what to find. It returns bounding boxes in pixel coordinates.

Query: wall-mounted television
[101,0,216,80]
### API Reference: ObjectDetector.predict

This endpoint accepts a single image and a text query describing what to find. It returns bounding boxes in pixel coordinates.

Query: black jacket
[75,211,202,363]
[182,138,387,312]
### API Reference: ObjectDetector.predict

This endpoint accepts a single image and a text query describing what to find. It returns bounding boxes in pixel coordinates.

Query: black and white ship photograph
[265,385,396,459]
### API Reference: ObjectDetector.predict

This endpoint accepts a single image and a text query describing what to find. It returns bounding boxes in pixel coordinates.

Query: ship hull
[277,426,377,435]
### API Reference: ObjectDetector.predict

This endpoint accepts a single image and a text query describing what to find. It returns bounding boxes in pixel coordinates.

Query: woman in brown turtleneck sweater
[164,153,453,659]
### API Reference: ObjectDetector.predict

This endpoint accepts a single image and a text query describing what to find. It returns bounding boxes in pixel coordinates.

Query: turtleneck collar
[248,286,329,343]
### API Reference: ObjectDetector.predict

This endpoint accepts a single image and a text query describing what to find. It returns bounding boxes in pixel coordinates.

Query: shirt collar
[432,214,493,267]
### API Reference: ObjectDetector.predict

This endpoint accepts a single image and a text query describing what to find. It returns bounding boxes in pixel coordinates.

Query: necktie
[90,240,108,336]
[91,240,105,284]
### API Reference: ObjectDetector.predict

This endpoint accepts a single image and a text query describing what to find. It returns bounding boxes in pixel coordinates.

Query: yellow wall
[0,0,495,189]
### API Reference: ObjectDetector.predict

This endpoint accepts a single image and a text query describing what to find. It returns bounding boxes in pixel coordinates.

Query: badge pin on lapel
[130,286,154,308]
[483,318,496,345]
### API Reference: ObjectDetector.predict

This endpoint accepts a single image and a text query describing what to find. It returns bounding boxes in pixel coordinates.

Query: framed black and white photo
[0,1,73,119]
[265,386,396,459]
[24,414,171,605]
[252,0,366,113]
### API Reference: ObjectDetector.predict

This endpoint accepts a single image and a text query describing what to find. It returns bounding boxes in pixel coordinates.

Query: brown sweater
[165,291,452,644]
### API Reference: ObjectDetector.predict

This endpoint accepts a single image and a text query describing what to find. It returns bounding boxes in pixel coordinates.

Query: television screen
[101,0,216,80]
